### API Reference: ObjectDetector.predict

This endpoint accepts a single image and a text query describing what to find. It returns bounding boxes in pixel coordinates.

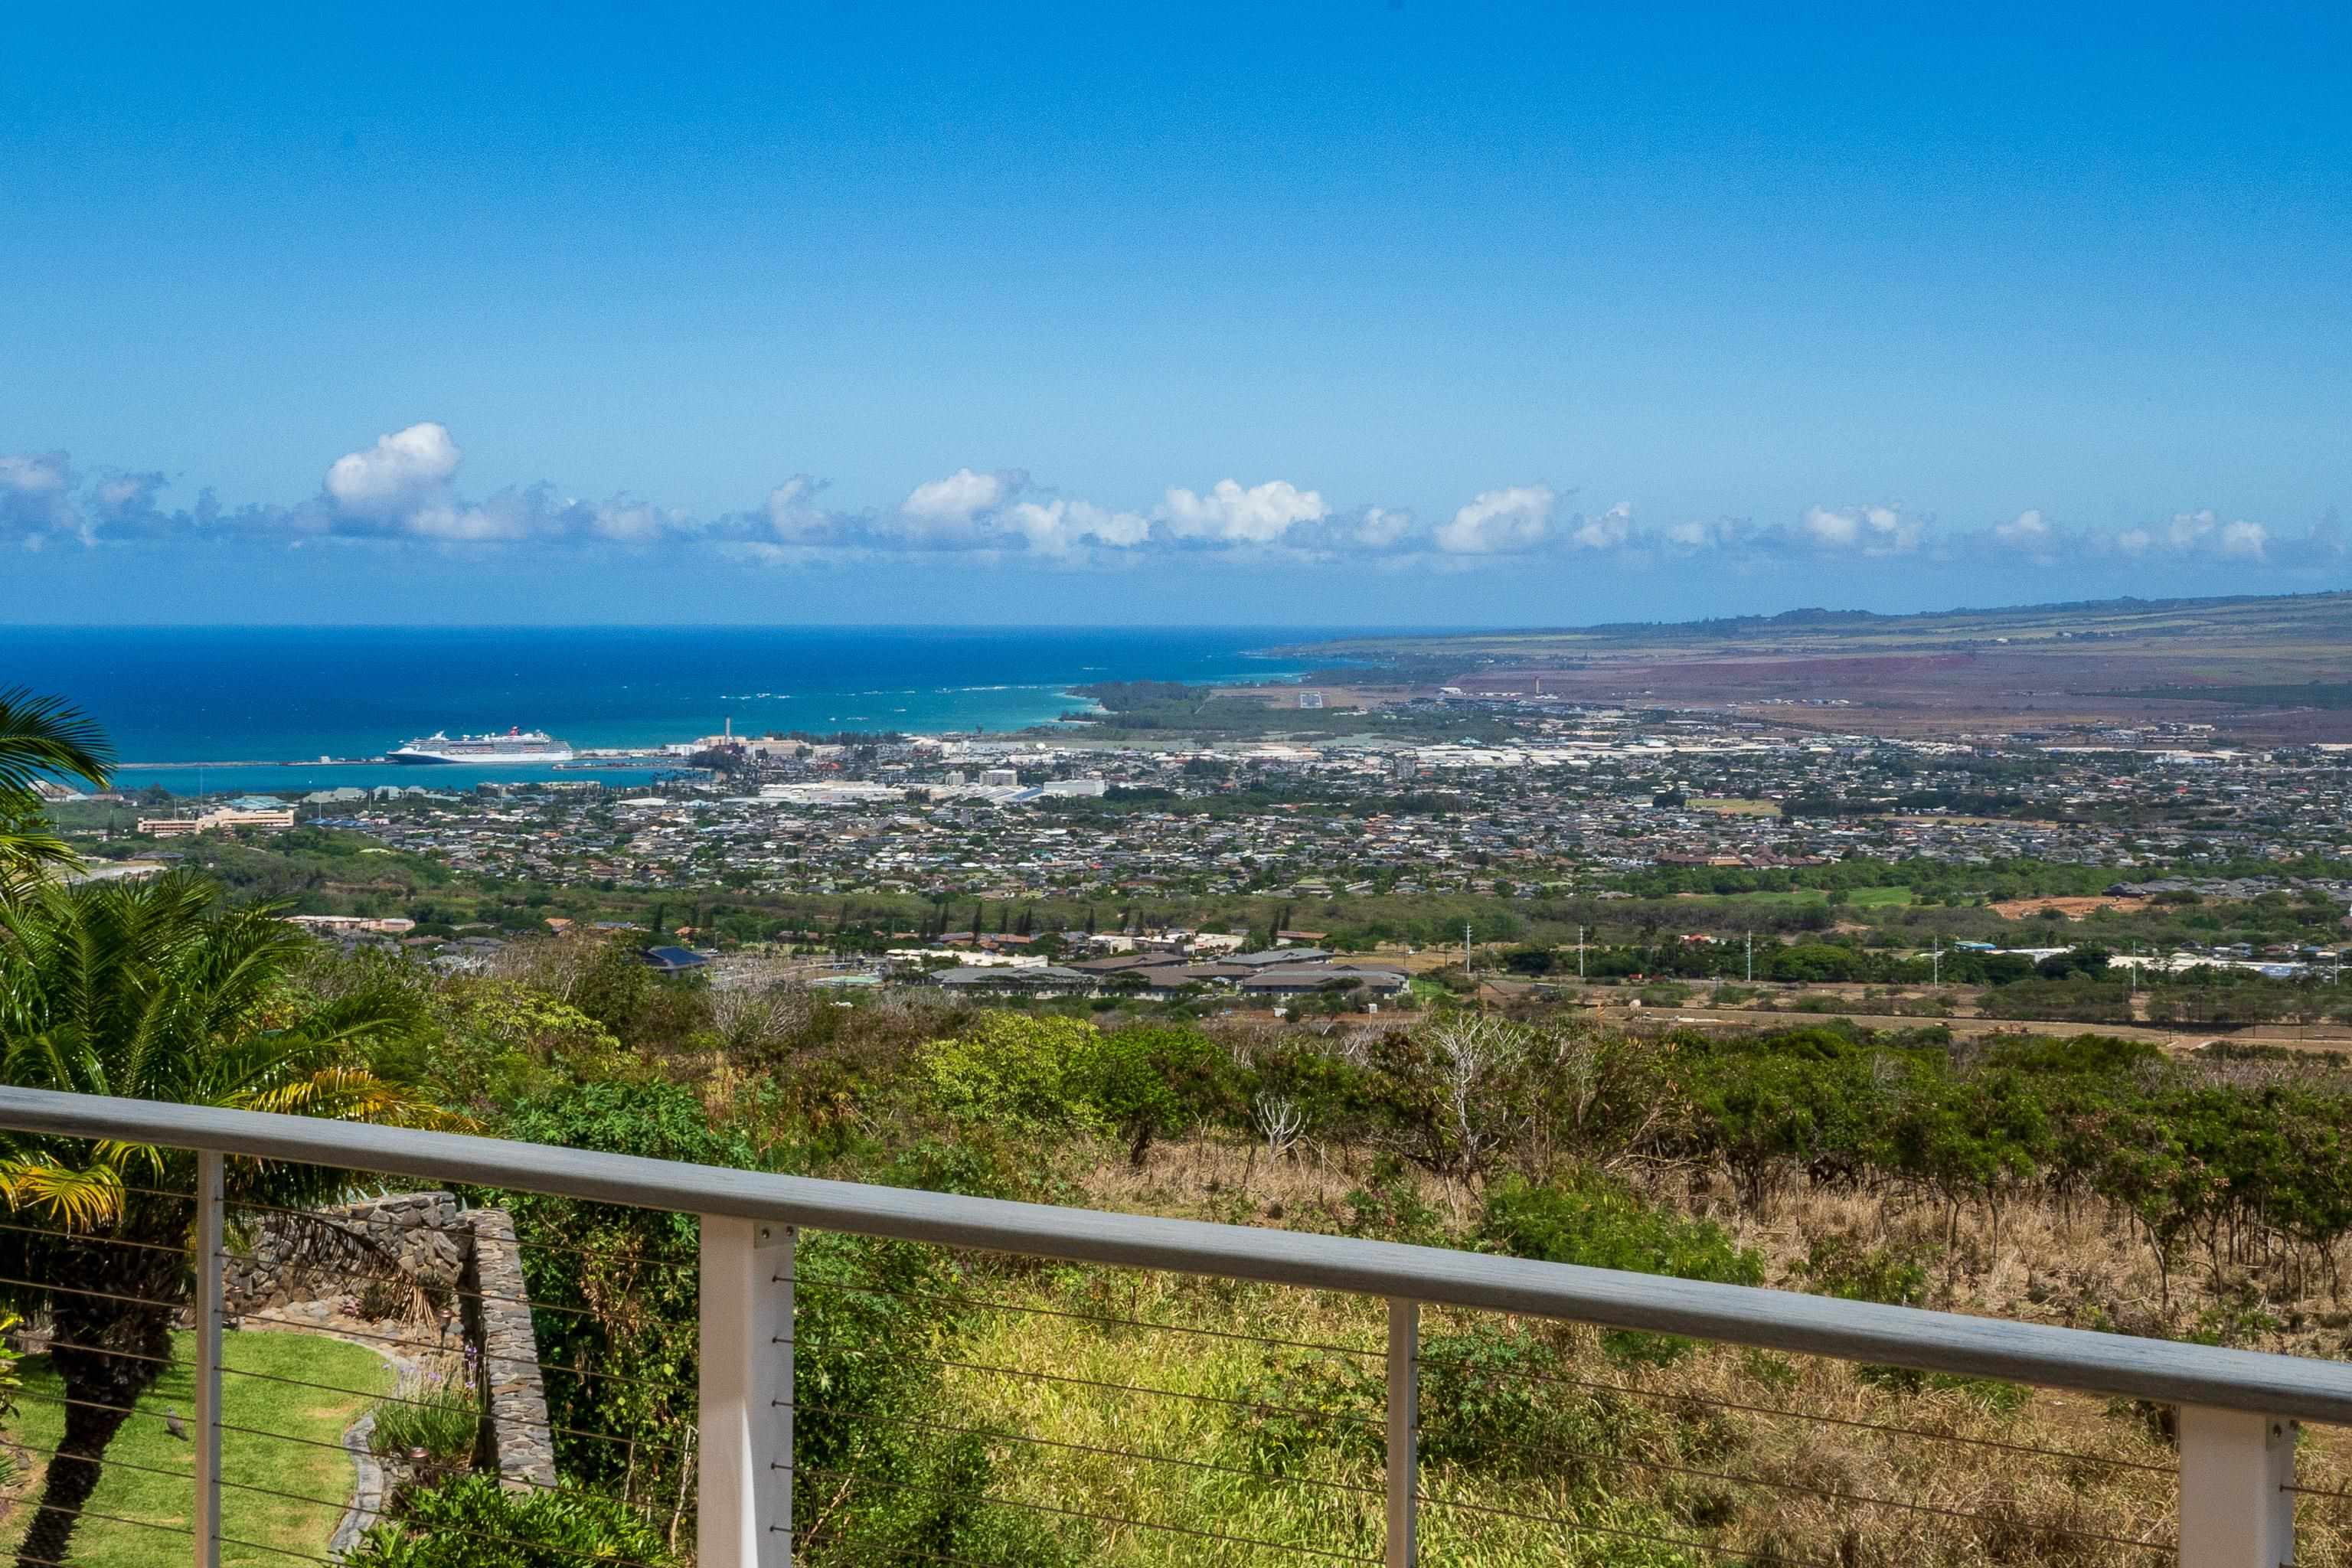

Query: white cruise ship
[387,727,576,766]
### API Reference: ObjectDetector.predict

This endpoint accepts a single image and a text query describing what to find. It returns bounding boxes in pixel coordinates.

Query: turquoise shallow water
[2,625,1345,796]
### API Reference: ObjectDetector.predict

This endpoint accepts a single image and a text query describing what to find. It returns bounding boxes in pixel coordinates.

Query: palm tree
[0,687,114,897]
[0,874,459,1568]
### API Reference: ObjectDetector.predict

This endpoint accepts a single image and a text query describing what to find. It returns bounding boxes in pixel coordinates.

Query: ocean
[1,626,1341,797]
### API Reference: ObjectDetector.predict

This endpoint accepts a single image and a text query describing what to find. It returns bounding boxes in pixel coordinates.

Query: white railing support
[699,1216,793,1568]
[1387,1298,1418,1568]
[2177,1405,2295,1568]
[193,1149,224,1568]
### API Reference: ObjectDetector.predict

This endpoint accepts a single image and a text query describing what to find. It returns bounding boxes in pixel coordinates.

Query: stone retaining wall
[224,1191,468,1316]
[462,1208,558,1491]
[227,1191,558,1494]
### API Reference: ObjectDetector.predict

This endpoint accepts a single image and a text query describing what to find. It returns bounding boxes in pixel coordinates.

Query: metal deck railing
[0,1085,2344,1566]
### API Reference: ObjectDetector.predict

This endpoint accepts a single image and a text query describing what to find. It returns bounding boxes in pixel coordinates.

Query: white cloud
[589,499,670,543]
[1005,498,1151,557]
[2,455,83,542]
[398,499,528,543]
[1568,501,1633,550]
[2166,508,2218,550]
[19,427,2330,591]
[0,452,79,540]
[903,467,1015,525]
[1436,485,1554,554]
[2216,518,2268,559]
[765,476,833,542]
[323,423,462,520]
[1801,503,1925,555]
[1992,508,2051,550]
[1161,479,1328,544]
[1354,507,1413,548]
[2137,508,2269,560]
[1663,517,1743,551]
[2,453,70,500]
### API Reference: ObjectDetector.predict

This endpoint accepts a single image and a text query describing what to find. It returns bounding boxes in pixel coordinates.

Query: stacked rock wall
[460,1208,558,1491]
[226,1191,559,1494]
[224,1192,468,1315]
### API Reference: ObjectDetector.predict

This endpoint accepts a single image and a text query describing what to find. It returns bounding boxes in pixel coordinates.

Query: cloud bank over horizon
[4,424,2344,592]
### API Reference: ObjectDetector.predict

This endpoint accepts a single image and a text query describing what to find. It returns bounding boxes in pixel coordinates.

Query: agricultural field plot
[1687,797,1782,816]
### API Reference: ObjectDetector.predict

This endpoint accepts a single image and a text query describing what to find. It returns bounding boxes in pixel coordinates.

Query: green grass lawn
[1,1328,393,1567]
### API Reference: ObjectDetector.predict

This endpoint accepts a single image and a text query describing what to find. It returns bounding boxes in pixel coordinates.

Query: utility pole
[1577,925,1586,982]
[1745,930,1753,984]
[1931,936,1941,988]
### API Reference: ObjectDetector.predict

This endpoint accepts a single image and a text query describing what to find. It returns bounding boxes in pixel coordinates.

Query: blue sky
[4,2,2347,625]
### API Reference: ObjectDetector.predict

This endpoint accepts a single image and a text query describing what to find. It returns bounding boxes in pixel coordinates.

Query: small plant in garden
[371,1360,480,1478]
[345,1473,675,1568]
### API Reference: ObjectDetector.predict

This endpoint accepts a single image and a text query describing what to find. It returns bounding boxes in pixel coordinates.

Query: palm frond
[0,1156,126,1229]
[0,688,113,795]
[234,1066,472,1132]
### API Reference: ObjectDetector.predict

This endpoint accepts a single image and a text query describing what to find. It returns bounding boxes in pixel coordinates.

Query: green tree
[920,1014,1106,1135]
[1084,1025,1233,1165]
[0,874,454,1568]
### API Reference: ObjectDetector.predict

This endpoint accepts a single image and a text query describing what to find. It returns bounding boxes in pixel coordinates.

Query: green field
[1,1329,393,1567]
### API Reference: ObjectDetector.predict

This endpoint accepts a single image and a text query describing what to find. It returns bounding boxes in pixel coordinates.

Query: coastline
[5,626,1346,797]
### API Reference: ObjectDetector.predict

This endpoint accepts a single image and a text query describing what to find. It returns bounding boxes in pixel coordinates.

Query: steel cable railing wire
[1406,1484,1848,1568]
[786,1361,2154,1566]
[8,1354,678,1527]
[30,1335,177,1369]
[218,1312,705,1399]
[37,1326,697,1466]
[775,1459,1383,1564]
[895,1346,1389,1430]
[775,1393,1384,1501]
[1408,1321,2178,1474]
[14,1499,334,1565]
[11,1431,670,1568]
[443,1280,608,1321]
[505,1233,697,1267]
[793,1539,1066,1568]
[221,1197,687,1312]
[0,1218,194,1255]
[797,1271,1390,1361]
[100,1182,198,1204]
[1407,1405,2176,1553]
[0,1273,185,1312]
[8,1436,353,1515]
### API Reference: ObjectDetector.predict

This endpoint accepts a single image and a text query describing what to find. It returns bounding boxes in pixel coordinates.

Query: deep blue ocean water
[0,626,1342,796]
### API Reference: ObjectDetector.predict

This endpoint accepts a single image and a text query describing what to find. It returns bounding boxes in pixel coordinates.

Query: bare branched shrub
[1253,1093,1306,1160]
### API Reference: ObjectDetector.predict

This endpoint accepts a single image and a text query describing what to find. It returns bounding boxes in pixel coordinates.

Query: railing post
[2177,1406,2295,1567]
[699,1217,792,1568]
[1387,1298,1418,1568]
[193,1150,224,1568]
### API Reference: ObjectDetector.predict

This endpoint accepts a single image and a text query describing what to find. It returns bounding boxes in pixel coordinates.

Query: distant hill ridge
[1282,589,2352,662]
